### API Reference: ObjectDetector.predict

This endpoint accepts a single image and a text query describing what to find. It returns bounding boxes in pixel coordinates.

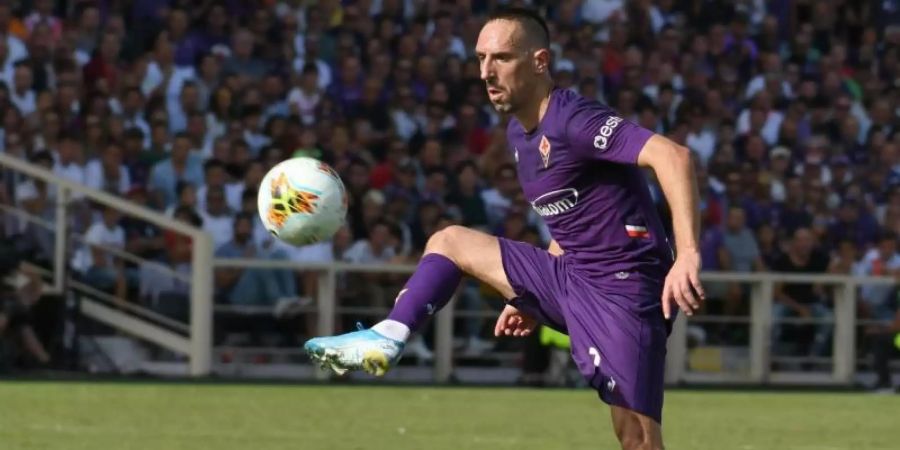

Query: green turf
[0,382,897,449]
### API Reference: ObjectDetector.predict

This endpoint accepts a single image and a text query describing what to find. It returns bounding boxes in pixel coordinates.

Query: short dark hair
[204,158,225,173]
[234,212,255,227]
[878,230,897,244]
[487,7,550,49]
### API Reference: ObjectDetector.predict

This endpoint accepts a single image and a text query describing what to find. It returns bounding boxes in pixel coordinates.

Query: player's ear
[533,48,551,74]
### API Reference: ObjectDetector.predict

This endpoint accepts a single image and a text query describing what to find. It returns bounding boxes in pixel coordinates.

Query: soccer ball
[257,157,348,246]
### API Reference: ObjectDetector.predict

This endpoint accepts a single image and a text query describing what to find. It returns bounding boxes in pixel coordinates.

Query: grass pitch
[0,381,897,449]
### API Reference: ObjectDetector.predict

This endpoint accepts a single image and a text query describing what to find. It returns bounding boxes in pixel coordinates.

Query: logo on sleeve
[592,116,624,151]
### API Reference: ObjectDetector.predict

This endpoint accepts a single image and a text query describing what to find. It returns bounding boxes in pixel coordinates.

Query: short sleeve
[565,99,654,165]
[114,227,126,247]
[84,161,102,191]
[83,224,104,245]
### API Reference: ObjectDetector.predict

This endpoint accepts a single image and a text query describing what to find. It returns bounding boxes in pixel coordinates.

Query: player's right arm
[565,99,705,318]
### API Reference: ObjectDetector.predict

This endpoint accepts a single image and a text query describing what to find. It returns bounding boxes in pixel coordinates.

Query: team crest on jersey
[539,135,551,168]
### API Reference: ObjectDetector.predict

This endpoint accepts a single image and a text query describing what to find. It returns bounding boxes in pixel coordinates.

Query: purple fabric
[505,88,672,293]
[386,253,462,331]
[499,237,668,423]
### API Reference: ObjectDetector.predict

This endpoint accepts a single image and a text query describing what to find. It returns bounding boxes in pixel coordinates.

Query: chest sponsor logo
[531,188,579,217]
[592,116,624,151]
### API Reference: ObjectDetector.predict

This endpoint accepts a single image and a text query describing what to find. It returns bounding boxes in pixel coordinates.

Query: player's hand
[662,250,705,319]
[494,304,538,337]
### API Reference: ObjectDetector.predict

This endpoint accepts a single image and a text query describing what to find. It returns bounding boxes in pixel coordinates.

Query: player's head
[476,7,551,114]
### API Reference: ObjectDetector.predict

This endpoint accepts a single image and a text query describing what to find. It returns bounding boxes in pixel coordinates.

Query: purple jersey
[506,88,673,293]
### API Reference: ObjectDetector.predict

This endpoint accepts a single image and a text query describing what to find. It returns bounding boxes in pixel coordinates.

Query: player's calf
[376,225,513,339]
[611,406,664,450]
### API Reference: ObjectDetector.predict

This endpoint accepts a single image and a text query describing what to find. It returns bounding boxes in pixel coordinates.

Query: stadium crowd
[0,0,898,383]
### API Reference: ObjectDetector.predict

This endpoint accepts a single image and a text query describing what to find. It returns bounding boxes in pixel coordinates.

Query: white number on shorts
[588,347,601,367]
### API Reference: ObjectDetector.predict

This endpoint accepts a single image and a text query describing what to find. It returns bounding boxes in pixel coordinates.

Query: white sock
[372,320,411,342]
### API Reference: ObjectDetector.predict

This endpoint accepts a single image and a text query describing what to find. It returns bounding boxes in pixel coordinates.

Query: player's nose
[479,62,493,81]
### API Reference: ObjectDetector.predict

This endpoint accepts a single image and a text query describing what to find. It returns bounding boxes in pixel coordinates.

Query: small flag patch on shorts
[625,225,649,238]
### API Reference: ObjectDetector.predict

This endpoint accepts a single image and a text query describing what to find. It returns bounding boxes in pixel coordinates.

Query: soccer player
[305,8,705,449]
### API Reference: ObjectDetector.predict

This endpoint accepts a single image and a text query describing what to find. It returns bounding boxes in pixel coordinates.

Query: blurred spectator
[215,213,297,307]
[200,185,235,249]
[866,291,900,392]
[855,231,900,320]
[447,160,488,229]
[85,141,131,196]
[771,228,832,359]
[147,132,204,208]
[481,163,518,229]
[0,261,50,369]
[70,205,134,306]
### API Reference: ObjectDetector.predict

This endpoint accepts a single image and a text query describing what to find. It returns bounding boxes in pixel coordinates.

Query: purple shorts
[499,238,669,423]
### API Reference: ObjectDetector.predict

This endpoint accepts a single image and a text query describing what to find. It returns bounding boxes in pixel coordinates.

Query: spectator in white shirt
[737,91,784,146]
[343,220,402,308]
[85,141,132,195]
[14,151,53,241]
[855,231,900,320]
[10,61,36,116]
[214,213,298,307]
[52,132,85,186]
[120,87,151,148]
[197,159,241,212]
[201,185,235,249]
[72,205,135,305]
[0,30,29,87]
[168,80,201,134]
[287,63,321,126]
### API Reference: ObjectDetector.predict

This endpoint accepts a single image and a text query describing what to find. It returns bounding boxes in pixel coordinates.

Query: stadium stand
[0,1,897,388]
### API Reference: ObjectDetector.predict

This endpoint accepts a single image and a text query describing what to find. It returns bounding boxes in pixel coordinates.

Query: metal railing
[214,258,896,386]
[0,152,214,376]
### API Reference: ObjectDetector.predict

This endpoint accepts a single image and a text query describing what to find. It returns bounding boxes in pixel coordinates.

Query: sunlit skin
[475,19,553,130]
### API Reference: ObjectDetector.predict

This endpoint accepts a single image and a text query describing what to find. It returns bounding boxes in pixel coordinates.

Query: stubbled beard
[491,99,515,113]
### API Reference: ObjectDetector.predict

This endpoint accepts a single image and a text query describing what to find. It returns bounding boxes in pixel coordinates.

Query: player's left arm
[636,134,705,318]
[566,101,704,318]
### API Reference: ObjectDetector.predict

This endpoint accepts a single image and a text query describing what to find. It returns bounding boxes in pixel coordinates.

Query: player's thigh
[424,225,565,305]
[610,406,663,450]
[564,288,668,423]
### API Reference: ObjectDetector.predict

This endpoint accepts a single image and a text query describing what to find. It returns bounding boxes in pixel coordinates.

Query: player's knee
[423,225,467,262]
